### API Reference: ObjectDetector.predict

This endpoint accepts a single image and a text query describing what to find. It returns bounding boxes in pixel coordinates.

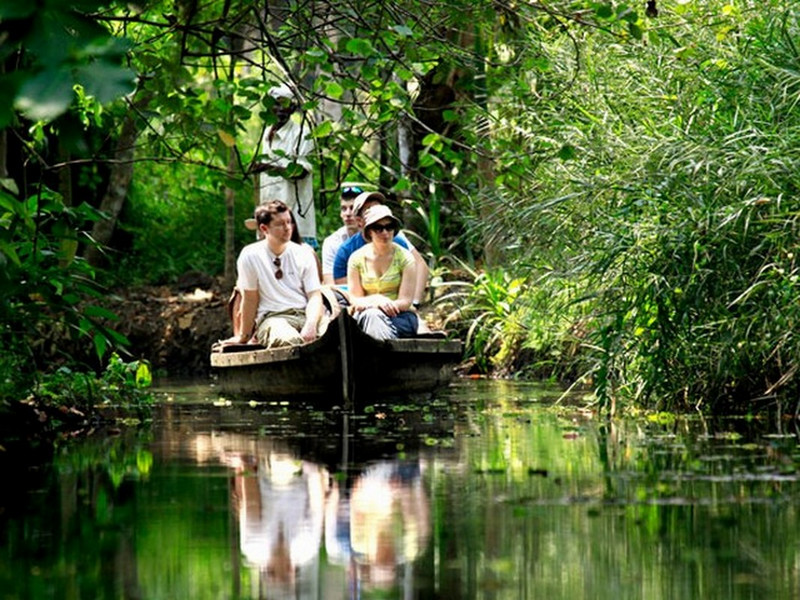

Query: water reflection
[212,432,431,598]
[227,445,326,599]
[149,398,440,599]
[333,460,430,594]
[4,381,800,599]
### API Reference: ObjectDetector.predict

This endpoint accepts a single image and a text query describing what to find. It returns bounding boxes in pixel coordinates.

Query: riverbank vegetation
[2,0,799,416]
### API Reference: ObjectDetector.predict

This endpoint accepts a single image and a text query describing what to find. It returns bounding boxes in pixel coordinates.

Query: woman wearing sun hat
[346,205,418,340]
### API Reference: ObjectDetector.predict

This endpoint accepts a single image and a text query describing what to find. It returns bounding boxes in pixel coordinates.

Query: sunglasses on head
[273,256,283,280]
[370,223,395,233]
[341,186,363,198]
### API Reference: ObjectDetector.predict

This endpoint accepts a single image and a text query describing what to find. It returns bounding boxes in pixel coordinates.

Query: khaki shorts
[255,308,328,348]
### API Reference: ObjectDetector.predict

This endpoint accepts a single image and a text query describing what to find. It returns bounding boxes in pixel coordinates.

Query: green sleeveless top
[348,243,414,300]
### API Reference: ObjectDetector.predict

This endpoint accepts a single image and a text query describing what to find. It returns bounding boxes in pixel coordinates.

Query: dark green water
[2,379,800,599]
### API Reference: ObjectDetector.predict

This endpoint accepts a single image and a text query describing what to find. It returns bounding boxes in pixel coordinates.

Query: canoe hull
[210,312,462,404]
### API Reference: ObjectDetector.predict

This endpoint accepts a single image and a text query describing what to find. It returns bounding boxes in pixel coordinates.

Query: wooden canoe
[210,311,462,406]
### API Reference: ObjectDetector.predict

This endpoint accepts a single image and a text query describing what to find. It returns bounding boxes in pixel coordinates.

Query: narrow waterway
[2,379,799,599]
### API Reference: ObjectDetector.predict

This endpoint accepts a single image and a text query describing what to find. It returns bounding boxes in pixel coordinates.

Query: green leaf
[217,129,236,147]
[361,64,378,81]
[442,109,458,122]
[84,305,120,321]
[391,24,414,37]
[558,144,577,160]
[0,240,21,267]
[106,329,130,347]
[75,62,137,104]
[231,105,252,120]
[0,1,36,19]
[325,81,344,98]
[393,177,412,192]
[595,4,613,18]
[284,162,305,178]
[93,333,108,360]
[312,121,334,138]
[15,69,74,122]
[345,38,374,57]
[619,7,639,23]
[135,363,152,388]
[395,67,413,81]
[628,22,643,40]
[419,153,436,168]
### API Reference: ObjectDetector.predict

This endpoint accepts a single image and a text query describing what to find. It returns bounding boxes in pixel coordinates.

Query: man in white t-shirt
[222,200,325,348]
[321,183,363,285]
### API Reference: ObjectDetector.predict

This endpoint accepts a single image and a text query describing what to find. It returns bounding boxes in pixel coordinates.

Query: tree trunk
[0,62,6,180]
[222,148,236,289]
[222,26,246,290]
[470,27,501,267]
[85,106,141,268]
[0,129,6,180]
[396,95,416,225]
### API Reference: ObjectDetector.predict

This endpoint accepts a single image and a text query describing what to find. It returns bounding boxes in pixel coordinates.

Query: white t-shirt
[236,240,321,322]
[238,455,325,570]
[258,115,316,240]
[321,225,352,277]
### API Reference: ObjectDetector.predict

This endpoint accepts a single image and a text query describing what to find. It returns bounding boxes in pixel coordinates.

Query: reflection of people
[347,205,419,341]
[321,184,362,285]
[219,200,325,348]
[255,84,317,248]
[332,191,428,307]
[347,461,431,590]
[231,451,328,600]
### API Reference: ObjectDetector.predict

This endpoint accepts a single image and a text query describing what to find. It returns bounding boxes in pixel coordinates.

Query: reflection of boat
[210,310,462,405]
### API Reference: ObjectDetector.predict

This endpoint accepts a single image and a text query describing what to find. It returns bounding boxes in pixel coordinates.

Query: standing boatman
[250,84,318,248]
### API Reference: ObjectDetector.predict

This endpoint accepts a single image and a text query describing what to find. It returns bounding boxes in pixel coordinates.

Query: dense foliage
[2,0,799,414]
[461,1,800,412]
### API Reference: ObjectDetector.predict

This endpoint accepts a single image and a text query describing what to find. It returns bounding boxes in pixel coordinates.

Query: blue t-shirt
[332,232,410,280]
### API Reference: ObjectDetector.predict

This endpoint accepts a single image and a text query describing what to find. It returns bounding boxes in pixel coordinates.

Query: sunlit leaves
[345,37,374,57]
[3,0,134,126]
[391,24,414,38]
[325,81,345,99]
[217,130,235,147]
[311,120,334,139]
[15,70,75,122]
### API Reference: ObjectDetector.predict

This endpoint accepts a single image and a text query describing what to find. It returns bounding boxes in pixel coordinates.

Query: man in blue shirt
[332,191,428,308]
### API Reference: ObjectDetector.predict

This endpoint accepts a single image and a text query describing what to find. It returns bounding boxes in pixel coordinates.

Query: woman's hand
[378,299,400,317]
[351,294,401,316]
